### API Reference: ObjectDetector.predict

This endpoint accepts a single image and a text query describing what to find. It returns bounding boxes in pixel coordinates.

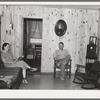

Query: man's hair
[2,43,9,50]
[59,42,64,45]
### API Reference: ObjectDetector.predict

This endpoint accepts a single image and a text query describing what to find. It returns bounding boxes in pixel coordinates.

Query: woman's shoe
[30,68,37,72]
[23,79,28,84]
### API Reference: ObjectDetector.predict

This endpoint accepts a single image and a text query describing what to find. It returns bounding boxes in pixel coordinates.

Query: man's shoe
[60,77,65,81]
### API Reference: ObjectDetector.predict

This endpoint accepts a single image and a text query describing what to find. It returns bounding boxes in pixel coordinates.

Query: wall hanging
[55,19,67,36]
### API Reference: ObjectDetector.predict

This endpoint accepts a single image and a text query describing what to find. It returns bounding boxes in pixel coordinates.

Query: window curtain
[26,20,42,46]
[29,20,42,39]
[29,20,37,38]
[38,21,42,38]
[26,21,30,46]
[26,20,37,46]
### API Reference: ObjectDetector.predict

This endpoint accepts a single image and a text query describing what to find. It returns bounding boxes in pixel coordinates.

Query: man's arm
[65,50,70,57]
[53,50,63,60]
[53,50,59,60]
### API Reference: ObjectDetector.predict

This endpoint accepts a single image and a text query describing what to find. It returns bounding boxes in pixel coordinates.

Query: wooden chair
[24,44,34,60]
[73,36,99,89]
[54,59,72,78]
[73,61,100,89]
[35,44,42,59]
[82,61,100,89]
[73,64,86,84]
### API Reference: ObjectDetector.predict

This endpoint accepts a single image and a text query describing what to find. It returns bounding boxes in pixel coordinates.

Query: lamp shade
[55,19,67,36]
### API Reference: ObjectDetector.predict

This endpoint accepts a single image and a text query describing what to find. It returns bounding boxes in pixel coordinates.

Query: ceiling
[41,5,100,10]
[1,2,100,10]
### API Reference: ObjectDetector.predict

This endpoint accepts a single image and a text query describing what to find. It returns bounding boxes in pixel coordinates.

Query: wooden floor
[19,73,85,90]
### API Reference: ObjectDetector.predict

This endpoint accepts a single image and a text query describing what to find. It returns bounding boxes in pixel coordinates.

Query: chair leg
[73,74,85,84]
[69,70,71,78]
[66,63,71,78]
[54,67,56,78]
[67,71,71,78]
[74,78,85,84]
[73,75,76,83]
[67,67,71,78]
[81,80,97,89]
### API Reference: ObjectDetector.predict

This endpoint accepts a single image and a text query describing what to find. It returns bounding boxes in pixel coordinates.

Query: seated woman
[1,42,37,84]
[53,42,71,80]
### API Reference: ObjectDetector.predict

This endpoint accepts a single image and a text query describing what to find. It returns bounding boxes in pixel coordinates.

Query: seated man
[53,42,71,80]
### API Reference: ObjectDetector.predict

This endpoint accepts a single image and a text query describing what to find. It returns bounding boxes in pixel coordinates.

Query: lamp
[9,23,13,30]
[9,14,13,30]
[55,19,67,36]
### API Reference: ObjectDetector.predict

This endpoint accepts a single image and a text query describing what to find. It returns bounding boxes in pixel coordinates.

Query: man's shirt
[53,49,70,60]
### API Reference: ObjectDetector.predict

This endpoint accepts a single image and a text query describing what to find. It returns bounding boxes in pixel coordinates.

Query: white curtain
[29,20,37,38]
[26,20,42,46]
[38,21,42,38]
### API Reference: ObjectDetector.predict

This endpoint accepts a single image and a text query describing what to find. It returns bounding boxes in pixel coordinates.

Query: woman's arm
[2,58,16,64]
[8,51,17,61]
[1,51,17,64]
[17,55,24,61]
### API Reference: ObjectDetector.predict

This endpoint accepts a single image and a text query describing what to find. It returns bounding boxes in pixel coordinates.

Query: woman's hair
[59,42,64,45]
[2,43,9,50]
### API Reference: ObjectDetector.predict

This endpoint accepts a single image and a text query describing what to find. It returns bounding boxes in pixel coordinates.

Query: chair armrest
[54,58,57,63]
[76,64,85,68]
[68,59,72,64]
[75,64,86,73]
[54,58,57,67]
[70,59,72,61]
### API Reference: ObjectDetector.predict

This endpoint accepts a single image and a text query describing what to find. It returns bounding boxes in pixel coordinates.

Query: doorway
[0,16,1,51]
[23,18,42,73]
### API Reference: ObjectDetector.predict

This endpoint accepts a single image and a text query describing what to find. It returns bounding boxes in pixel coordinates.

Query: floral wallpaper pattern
[0,5,99,73]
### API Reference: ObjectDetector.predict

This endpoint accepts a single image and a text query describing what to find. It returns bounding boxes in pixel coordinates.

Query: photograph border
[0,0,100,99]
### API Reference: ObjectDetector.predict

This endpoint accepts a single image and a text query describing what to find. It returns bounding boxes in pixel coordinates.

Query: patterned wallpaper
[0,5,99,73]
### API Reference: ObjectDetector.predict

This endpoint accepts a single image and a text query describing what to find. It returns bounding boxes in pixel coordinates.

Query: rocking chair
[73,61,100,89]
